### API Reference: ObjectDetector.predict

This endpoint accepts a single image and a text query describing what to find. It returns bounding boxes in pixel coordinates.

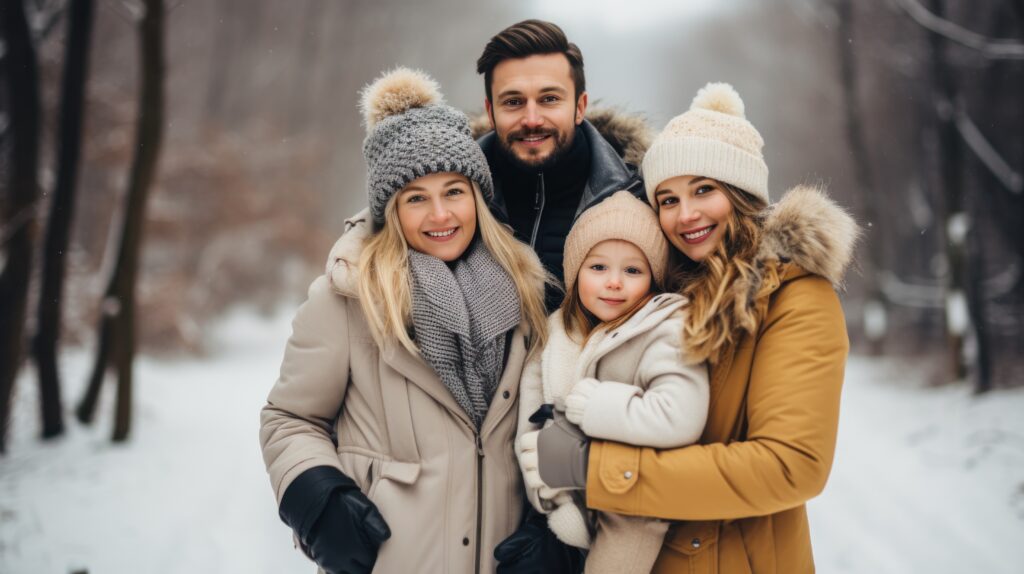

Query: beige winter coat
[260,210,527,574]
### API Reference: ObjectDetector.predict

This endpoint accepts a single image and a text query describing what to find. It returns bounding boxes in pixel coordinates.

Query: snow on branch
[952,99,1024,195]
[878,263,1021,309]
[879,270,943,308]
[895,0,1024,59]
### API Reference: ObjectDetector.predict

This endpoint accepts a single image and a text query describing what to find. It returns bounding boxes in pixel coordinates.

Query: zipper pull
[534,173,543,210]
[476,434,484,456]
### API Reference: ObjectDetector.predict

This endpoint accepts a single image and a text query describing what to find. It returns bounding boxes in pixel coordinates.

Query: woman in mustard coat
[529,83,858,573]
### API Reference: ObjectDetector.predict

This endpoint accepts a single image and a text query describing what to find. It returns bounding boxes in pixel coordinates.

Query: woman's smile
[424,226,460,241]
[680,224,716,244]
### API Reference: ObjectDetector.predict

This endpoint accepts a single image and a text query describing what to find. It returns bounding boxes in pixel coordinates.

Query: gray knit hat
[360,68,493,225]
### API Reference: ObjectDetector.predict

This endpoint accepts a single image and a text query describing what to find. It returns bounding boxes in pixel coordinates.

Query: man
[475,20,646,309]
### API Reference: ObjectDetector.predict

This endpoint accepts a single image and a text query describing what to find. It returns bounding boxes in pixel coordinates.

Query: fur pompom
[359,67,442,130]
[690,82,745,118]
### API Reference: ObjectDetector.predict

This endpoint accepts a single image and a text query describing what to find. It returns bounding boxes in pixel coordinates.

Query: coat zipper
[474,432,484,574]
[528,173,546,248]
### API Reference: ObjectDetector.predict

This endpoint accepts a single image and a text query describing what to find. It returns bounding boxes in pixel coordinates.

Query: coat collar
[476,108,651,222]
[756,184,860,291]
[380,324,528,437]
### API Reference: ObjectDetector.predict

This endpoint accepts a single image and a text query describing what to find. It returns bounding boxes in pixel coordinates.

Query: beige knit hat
[563,191,669,294]
[642,82,768,206]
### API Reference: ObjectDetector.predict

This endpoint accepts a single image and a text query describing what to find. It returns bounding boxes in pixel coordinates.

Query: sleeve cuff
[279,465,356,540]
[565,378,600,425]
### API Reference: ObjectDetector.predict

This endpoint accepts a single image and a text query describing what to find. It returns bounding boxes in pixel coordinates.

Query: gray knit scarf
[408,239,521,429]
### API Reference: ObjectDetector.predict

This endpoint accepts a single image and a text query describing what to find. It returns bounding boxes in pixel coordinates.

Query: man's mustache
[505,127,559,141]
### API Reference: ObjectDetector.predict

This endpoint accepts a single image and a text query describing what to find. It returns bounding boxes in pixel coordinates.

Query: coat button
[691,538,701,549]
[463,537,470,546]
[623,471,633,479]
[502,390,510,399]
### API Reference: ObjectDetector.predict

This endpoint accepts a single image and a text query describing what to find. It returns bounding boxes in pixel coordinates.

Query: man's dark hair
[476,20,586,103]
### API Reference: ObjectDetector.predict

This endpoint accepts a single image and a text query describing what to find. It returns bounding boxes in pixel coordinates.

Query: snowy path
[2,310,1022,573]
[809,357,1024,573]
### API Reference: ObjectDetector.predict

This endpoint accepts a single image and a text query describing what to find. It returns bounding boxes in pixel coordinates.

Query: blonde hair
[674,182,778,365]
[357,181,549,356]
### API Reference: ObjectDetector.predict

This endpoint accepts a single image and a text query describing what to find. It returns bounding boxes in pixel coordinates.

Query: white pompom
[359,67,442,130]
[690,82,745,118]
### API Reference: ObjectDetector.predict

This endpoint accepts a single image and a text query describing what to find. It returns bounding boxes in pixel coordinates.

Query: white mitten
[546,493,591,549]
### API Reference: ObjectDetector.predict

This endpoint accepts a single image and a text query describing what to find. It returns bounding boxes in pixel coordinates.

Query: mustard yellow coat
[586,186,858,573]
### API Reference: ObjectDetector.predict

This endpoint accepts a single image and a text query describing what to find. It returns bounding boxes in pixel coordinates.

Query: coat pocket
[657,521,721,574]
[336,448,382,495]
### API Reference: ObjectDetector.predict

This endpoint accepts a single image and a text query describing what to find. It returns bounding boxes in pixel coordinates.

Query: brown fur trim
[584,108,652,167]
[469,112,493,141]
[468,107,652,165]
[758,185,861,288]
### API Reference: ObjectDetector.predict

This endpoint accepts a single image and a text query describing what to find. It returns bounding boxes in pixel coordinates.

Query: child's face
[577,239,652,322]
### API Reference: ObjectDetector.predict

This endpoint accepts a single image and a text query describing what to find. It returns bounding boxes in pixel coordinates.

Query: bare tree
[0,0,43,453]
[836,0,888,354]
[32,0,96,440]
[76,0,164,441]
[923,0,970,382]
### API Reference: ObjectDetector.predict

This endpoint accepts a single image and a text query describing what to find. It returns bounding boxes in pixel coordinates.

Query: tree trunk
[925,0,969,383]
[837,0,887,354]
[33,0,96,440]
[76,0,164,442]
[0,0,43,454]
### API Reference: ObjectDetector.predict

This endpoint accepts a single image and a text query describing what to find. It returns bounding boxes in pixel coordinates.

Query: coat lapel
[381,339,474,428]
[382,326,529,435]
[481,327,527,438]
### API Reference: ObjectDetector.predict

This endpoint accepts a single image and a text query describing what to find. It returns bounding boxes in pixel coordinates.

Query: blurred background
[1,0,1022,572]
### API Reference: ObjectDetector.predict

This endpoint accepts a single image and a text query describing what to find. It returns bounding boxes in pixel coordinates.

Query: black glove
[279,466,391,574]
[494,505,584,574]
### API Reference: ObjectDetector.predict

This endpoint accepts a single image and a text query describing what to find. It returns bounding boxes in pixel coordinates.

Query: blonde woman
[525,82,859,573]
[259,68,548,574]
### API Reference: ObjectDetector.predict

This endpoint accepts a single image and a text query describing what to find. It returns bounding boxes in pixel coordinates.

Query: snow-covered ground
[1,308,1022,573]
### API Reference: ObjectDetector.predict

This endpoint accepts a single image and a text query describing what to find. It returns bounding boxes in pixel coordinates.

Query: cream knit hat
[642,82,768,206]
[563,191,669,294]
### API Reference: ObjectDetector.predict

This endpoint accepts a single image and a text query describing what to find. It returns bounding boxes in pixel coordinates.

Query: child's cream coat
[516,293,710,574]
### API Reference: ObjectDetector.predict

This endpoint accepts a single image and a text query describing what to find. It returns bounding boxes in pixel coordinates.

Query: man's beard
[496,125,574,173]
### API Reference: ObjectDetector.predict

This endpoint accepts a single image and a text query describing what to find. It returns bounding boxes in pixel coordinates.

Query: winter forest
[1,0,1022,572]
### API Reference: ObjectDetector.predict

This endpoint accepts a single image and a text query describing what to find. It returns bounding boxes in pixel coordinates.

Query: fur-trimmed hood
[469,106,652,167]
[756,184,859,289]
[325,208,371,297]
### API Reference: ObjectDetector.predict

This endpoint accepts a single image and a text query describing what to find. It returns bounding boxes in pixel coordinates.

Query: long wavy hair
[673,182,778,365]
[357,181,550,356]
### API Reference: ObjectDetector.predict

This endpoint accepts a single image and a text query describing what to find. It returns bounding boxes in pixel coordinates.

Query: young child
[516,191,710,574]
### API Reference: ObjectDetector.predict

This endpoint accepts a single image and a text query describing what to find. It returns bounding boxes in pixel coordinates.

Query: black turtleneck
[491,126,591,308]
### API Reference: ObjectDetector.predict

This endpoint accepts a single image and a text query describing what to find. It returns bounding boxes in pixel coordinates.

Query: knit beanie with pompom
[562,191,669,295]
[360,67,493,225]
[641,82,768,206]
